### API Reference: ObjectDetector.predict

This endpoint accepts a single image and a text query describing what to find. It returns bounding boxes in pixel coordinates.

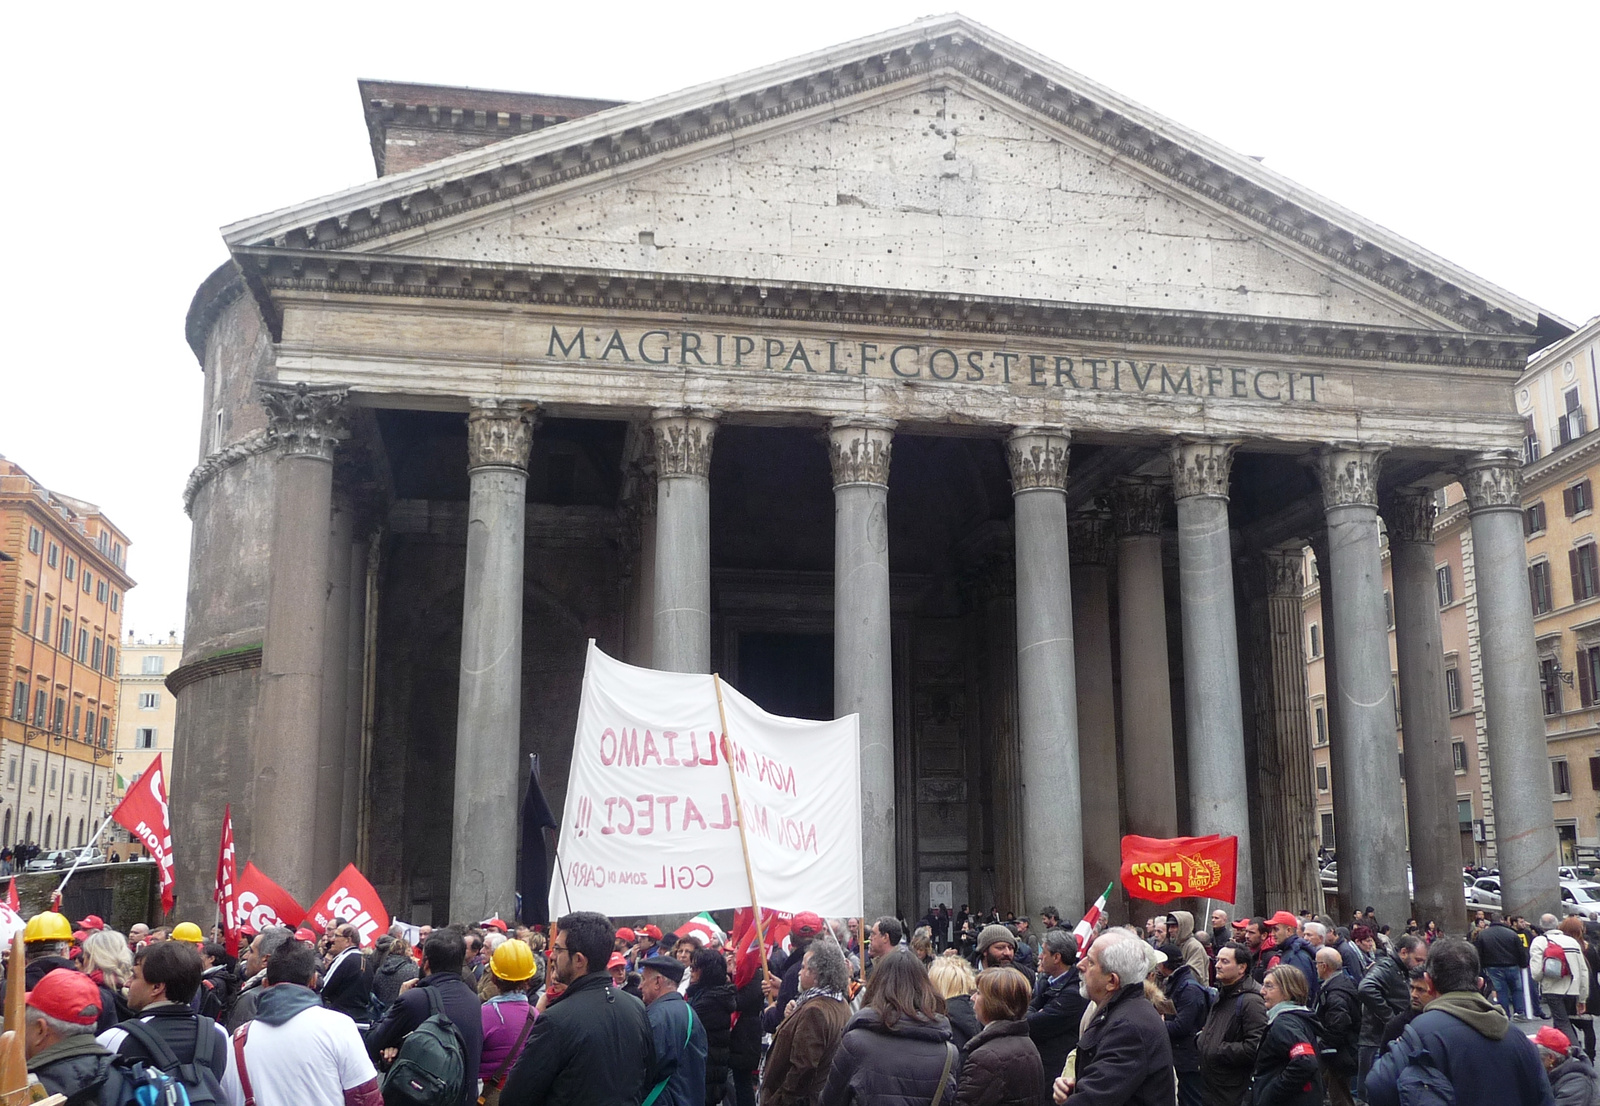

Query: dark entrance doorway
[736,632,833,721]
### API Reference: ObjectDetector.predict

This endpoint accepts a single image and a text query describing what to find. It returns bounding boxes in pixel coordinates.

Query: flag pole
[714,674,772,989]
[51,813,117,903]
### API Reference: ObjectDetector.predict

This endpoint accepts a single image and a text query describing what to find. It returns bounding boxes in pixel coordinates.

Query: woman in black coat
[724,948,764,1106]
[956,967,1042,1106]
[1251,966,1323,1106]
[820,948,958,1106]
[686,948,737,1106]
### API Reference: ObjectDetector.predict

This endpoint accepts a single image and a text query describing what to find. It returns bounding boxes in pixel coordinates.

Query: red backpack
[1541,937,1572,980]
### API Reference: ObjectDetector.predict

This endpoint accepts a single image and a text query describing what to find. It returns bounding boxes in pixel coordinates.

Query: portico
[171,16,1566,928]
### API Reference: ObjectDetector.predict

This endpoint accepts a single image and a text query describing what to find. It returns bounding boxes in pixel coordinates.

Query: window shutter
[1531,566,1542,615]
[1572,549,1583,597]
[1580,651,1594,707]
[1567,486,1578,517]
[1591,757,1600,792]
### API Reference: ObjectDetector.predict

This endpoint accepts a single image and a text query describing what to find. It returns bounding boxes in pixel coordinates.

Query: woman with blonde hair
[1251,965,1322,1105]
[928,954,980,1047]
[79,928,134,1032]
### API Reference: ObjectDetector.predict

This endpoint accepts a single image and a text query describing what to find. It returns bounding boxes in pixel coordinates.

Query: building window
[1437,564,1455,607]
[1543,658,1565,715]
[140,655,164,676]
[137,692,159,710]
[32,690,45,728]
[63,556,74,582]
[1582,646,1600,707]
[77,628,89,664]
[1316,764,1329,792]
[52,697,64,734]
[5,760,13,785]
[40,607,50,643]
[1527,501,1548,535]
[104,646,115,676]
[1453,740,1468,773]
[1458,798,1474,826]
[1562,388,1589,445]
[48,769,56,795]
[9,683,25,722]
[85,710,95,738]
[91,637,102,671]
[1573,544,1600,602]
[71,704,80,738]
[80,571,91,595]
[1384,590,1394,628]
[27,528,41,554]
[1526,416,1543,463]
[109,592,119,613]
[1445,667,1462,713]
[46,544,57,568]
[19,593,32,634]
[135,729,155,750]
[95,580,107,603]
[1567,479,1594,518]
[1554,758,1573,796]
[99,716,109,744]
[27,764,36,789]
[1308,623,1321,658]
[1590,756,1600,792]
[1531,561,1555,615]
[1320,812,1336,849]
[66,774,73,797]
[1393,675,1402,730]
[57,618,71,654]
[112,543,123,567]
[1314,706,1328,747]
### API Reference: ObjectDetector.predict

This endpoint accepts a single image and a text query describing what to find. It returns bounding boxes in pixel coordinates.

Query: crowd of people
[2,899,1593,1106]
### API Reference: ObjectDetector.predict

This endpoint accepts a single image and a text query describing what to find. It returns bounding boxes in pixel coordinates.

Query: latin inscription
[543,325,1323,403]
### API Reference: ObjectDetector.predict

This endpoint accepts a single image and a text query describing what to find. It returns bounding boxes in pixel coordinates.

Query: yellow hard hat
[490,939,536,983]
[172,922,204,943]
[23,912,72,943]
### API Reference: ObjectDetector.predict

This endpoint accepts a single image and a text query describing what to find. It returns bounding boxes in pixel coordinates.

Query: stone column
[1070,507,1121,910]
[1315,445,1409,926]
[255,382,347,904]
[1008,428,1084,917]
[1308,531,1353,910]
[828,418,897,921]
[1113,478,1179,843]
[314,496,354,889]
[651,410,718,673]
[1462,453,1561,920]
[339,531,370,867]
[450,399,536,923]
[1170,438,1253,910]
[1385,486,1468,931]
[1257,547,1324,913]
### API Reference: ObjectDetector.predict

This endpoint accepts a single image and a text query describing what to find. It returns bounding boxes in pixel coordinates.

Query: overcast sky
[2,0,1594,637]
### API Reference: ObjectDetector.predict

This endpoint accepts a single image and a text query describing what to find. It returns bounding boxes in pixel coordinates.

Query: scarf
[795,985,846,1008]
[1266,1000,1309,1024]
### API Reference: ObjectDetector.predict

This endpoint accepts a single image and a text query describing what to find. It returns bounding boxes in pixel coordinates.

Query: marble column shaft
[314,498,354,889]
[254,382,347,905]
[450,399,536,923]
[1464,454,1561,920]
[1385,487,1468,931]
[1114,478,1179,841]
[1170,438,1253,910]
[1316,446,1409,927]
[1308,532,1353,909]
[1070,509,1121,910]
[1009,428,1084,917]
[339,534,369,868]
[651,410,718,673]
[829,418,897,922]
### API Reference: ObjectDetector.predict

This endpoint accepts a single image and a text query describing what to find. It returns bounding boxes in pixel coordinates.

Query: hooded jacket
[1366,990,1555,1106]
[1172,912,1210,983]
[1549,1049,1600,1106]
[370,951,418,1009]
[1197,974,1266,1106]
[27,1033,113,1103]
[818,1007,957,1106]
[1162,963,1211,1075]
[954,1018,1043,1106]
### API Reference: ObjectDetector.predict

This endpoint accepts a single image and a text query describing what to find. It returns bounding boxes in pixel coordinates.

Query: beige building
[113,632,182,805]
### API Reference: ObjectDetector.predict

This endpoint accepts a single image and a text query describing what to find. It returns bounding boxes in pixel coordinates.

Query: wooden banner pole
[713,674,773,990]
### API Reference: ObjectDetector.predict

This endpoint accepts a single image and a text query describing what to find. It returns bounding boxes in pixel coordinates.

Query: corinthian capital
[1069,508,1115,567]
[1112,477,1167,537]
[1381,486,1438,544]
[828,418,895,488]
[466,398,539,472]
[1007,427,1070,492]
[1461,451,1523,512]
[1169,438,1240,500]
[259,382,349,460]
[1261,545,1307,598]
[1316,443,1387,511]
[651,408,720,479]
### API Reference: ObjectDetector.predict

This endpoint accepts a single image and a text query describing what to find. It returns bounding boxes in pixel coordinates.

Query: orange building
[0,455,132,851]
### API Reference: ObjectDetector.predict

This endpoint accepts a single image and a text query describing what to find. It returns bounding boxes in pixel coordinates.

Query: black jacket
[818,1007,957,1106]
[1357,952,1411,1049]
[1069,984,1175,1106]
[1027,965,1088,1094]
[1163,963,1212,1075]
[762,938,813,1034]
[728,974,764,1072]
[947,995,980,1049]
[320,947,370,1020]
[1312,972,1360,1076]
[27,1034,113,1105]
[365,970,485,1106]
[1249,1007,1321,1106]
[499,970,655,1106]
[1474,921,1528,969]
[687,981,736,1104]
[955,1019,1043,1106]
[1198,975,1267,1106]
[370,952,419,1009]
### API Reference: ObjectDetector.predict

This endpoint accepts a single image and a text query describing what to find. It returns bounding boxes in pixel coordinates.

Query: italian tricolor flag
[675,912,728,947]
[1073,882,1114,955]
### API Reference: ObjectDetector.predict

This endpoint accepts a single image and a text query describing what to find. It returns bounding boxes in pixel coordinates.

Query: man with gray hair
[1029,928,1088,1100]
[23,968,113,1101]
[229,926,298,1030]
[762,942,851,1105]
[1051,931,1174,1104]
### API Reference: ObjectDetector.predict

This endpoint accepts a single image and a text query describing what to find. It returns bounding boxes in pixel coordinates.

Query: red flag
[731,907,793,990]
[111,756,175,914]
[5,877,17,913]
[308,864,390,947]
[1120,834,1238,905]
[213,806,241,956]
[235,863,307,931]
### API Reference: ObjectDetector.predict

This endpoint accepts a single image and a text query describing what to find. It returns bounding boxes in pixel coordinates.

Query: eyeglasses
[551,944,569,956]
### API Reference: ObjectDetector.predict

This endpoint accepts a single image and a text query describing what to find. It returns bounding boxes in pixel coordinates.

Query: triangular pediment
[222,15,1554,340]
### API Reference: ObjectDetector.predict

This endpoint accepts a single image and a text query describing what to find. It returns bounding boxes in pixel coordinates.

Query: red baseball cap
[791,912,825,937]
[616,927,637,943]
[76,915,105,932]
[27,969,101,1025]
[1536,1026,1571,1055]
[642,925,663,941]
[1231,919,1250,930]
[295,928,318,943]
[1267,911,1300,928]
[607,952,627,970]
[481,918,507,933]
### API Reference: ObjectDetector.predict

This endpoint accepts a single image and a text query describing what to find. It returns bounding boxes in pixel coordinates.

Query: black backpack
[111,1016,228,1106]
[380,986,466,1106]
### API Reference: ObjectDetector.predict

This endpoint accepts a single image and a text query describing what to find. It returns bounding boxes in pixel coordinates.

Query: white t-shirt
[233,1004,378,1106]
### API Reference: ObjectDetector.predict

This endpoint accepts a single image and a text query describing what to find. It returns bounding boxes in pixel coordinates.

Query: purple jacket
[481,994,535,1080]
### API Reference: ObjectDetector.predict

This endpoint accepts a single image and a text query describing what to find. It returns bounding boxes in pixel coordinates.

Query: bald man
[1314,945,1360,1106]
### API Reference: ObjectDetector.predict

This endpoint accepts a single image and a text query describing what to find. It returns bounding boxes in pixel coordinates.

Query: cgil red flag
[111,755,175,914]
[5,876,17,913]
[308,864,390,948]
[213,806,241,956]
[235,863,307,931]
[1120,834,1239,905]
[730,907,792,990]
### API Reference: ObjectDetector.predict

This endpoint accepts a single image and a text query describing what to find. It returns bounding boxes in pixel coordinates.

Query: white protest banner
[552,642,862,919]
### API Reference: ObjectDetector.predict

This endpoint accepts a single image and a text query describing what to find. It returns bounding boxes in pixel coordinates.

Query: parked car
[22,847,104,873]
[1468,876,1502,907]
[1562,881,1600,921]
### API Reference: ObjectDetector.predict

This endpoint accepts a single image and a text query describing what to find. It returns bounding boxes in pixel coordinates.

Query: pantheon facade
[173,17,1569,930]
